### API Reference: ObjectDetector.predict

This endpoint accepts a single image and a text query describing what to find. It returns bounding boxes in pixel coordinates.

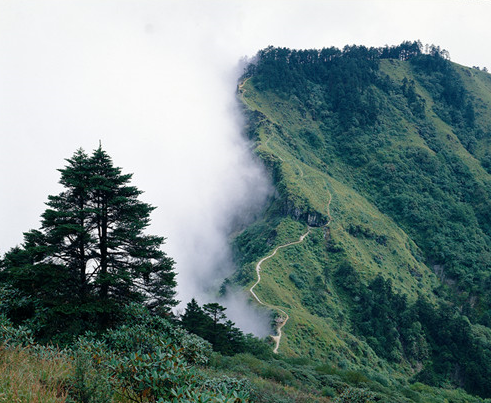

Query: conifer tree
[181,298,209,334]
[0,146,177,340]
[180,299,248,355]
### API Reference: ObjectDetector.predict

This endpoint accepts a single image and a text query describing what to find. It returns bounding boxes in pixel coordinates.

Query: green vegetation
[0,305,254,402]
[3,42,491,402]
[0,148,253,402]
[234,41,491,400]
[0,346,70,402]
[181,299,271,357]
[0,147,177,344]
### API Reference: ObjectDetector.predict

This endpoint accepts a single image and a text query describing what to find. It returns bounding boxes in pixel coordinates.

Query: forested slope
[233,42,491,398]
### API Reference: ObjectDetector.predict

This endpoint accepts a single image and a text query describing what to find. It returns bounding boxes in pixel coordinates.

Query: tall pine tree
[0,146,177,341]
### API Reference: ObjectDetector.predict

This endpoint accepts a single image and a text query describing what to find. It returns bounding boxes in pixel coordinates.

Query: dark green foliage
[246,42,491,325]
[335,268,410,362]
[0,147,177,342]
[88,305,250,402]
[66,304,251,402]
[346,224,380,240]
[233,40,491,402]
[181,299,271,358]
[232,218,279,283]
[181,298,210,339]
[363,139,491,320]
[333,387,376,403]
[0,313,35,348]
[409,46,478,148]
[401,77,426,118]
[379,40,424,61]
[289,272,306,289]
[411,47,464,110]
[104,303,213,366]
[334,267,491,397]
[68,346,113,403]
[247,45,381,130]
[109,341,196,402]
[0,305,254,402]
[414,299,491,397]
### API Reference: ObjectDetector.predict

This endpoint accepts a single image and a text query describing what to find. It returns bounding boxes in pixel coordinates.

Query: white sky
[1,0,490,325]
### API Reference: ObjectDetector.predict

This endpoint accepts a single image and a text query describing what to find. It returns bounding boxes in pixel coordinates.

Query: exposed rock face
[282,198,328,227]
[306,212,327,227]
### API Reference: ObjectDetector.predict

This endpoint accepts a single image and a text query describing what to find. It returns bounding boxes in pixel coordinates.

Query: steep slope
[231,43,491,397]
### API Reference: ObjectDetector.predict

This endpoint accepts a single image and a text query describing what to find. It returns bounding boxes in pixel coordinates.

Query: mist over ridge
[4,3,491,401]
[0,1,277,336]
[1,1,491,336]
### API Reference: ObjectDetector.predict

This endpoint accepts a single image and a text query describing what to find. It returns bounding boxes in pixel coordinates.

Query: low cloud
[0,1,273,335]
[2,1,491,336]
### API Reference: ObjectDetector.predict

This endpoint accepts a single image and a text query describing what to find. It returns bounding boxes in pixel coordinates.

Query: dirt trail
[250,193,332,354]
[238,77,251,94]
[240,75,334,352]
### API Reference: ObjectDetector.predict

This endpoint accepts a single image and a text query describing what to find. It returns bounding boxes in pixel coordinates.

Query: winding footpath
[238,77,251,95]
[250,193,332,354]
[241,76,334,353]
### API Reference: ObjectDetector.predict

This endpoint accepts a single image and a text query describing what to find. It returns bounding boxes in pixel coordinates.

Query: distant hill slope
[232,42,491,398]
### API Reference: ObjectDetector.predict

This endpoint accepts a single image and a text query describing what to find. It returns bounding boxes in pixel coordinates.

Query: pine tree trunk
[100,204,108,300]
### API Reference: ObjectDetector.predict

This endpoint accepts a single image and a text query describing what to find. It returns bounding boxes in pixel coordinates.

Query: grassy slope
[237,72,438,367]
[5,343,489,403]
[234,57,491,375]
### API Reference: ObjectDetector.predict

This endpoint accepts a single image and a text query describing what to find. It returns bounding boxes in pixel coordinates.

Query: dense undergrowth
[2,306,489,403]
[0,305,254,403]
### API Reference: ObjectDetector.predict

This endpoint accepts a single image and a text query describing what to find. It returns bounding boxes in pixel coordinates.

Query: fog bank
[1,0,491,335]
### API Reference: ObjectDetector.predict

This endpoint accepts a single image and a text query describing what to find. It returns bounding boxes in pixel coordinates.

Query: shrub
[67,349,113,403]
[343,370,370,385]
[109,342,196,402]
[401,387,422,402]
[0,314,35,347]
[67,335,114,403]
[262,364,295,384]
[334,387,377,403]
[198,376,253,402]
[322,386,336,397]
[112,303,213,365]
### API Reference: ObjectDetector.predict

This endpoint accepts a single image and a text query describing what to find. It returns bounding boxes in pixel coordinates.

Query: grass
[1,343,484,403]
[241,76,436,296]
[235,61,491,386]
[0,346,71,403]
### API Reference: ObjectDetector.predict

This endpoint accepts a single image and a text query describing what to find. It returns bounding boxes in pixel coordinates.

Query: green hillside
[3,42,491,403]
[232,42,491,398]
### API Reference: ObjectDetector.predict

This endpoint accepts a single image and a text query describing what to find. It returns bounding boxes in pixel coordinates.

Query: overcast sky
[1,1,490,325]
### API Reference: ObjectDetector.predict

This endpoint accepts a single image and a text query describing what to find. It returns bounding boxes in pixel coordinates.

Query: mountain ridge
[231,42,491,397]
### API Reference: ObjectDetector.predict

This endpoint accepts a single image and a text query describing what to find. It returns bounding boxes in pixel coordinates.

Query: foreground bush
[1,307,252,402]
